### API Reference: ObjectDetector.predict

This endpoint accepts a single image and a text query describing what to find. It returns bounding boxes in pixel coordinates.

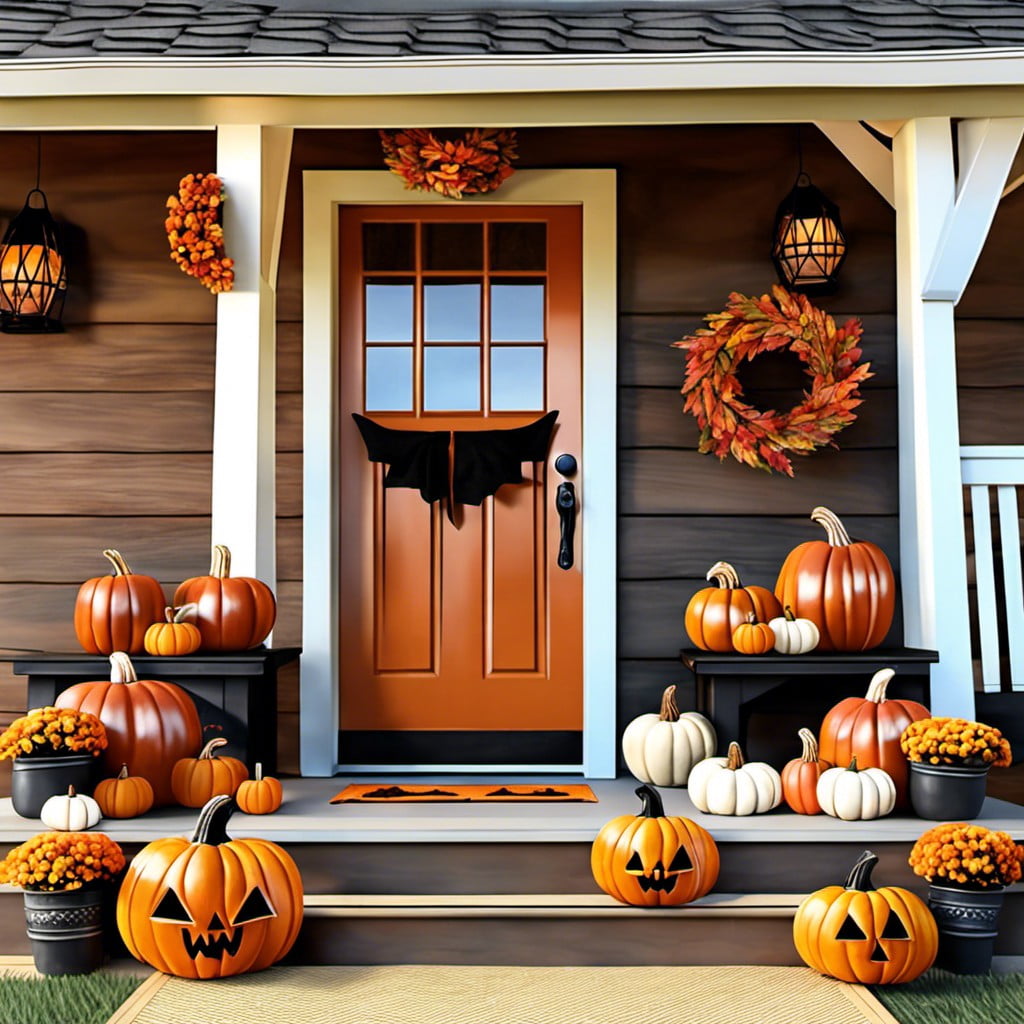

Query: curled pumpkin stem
[865,668,896,703]
[658,685,680,722]
[726,741,745,771]
[798,728,819,763]
[108,651,138,684]
[102,549,133,576]
[706,561,742,589]
[810,506,853,547]
[210,544,232,578]
[197,737,229,760]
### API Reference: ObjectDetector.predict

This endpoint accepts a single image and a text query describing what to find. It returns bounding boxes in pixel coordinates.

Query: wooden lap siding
[0,123,1018,792]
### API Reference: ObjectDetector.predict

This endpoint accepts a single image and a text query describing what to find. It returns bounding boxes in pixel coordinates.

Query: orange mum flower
[164,173,234,294]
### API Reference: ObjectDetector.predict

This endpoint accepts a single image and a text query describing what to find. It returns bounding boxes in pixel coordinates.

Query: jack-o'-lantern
[793,849,937,984]
[116,795,303,979]
[591,784,719,906]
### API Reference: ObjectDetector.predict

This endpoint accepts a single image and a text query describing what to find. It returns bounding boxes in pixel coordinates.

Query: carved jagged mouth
[635,872,679,894]
[183,926,244,960]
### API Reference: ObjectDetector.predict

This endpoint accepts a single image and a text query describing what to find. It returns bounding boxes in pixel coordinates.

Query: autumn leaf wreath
[673,285,872,476]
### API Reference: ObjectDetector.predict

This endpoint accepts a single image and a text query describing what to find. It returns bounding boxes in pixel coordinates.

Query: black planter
[10,754,97,818]
[908,761,989,820]
[23,888,105,975]
[927,884,1005,974]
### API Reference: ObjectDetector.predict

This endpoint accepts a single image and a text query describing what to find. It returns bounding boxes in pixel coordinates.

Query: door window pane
[424,223,483,270]
[363,223,415,271]
[424,282,480,342]
[491,346,544,411]
[491,281,545,342]
[490,222,546,271]
[366,281,413,342]
[365,346,413,411]
[424,347,481,411]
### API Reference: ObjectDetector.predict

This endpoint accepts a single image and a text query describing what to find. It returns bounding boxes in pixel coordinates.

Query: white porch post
[893,117,1023,716]
[212,126,293,588]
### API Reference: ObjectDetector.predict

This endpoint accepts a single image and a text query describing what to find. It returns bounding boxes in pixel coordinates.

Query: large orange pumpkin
[116,795,303,979]
[684,561,782,652]
[55,652,202,807]
[818,668,930,810]
[781,728,831,815]
[172,737,248,808]
[774,506,895,651]
[174,545,276,652]
[74,549,166,655]
[591,784,719,907]
[793,849,937,984]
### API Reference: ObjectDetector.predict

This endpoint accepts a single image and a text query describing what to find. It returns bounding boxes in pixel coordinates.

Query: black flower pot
[908,761,989,820]
[10,754,96,818]
[927,883,1005,974]
[23,888,105,975]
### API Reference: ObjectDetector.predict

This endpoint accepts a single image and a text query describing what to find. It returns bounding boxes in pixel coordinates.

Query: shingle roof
[6,1,1024,59]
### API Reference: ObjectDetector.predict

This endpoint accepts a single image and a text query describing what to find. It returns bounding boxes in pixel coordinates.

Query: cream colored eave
[1,49,1024,128]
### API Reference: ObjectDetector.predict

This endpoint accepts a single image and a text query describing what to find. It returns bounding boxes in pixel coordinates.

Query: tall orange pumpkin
[174,544,276,652]
[684,561,782,653]
[55,651,202,806]
[774,506,895,651]
[818,668,929,809]
[781,728,831,815]
[74,549,166,655]
[117,795,303,979]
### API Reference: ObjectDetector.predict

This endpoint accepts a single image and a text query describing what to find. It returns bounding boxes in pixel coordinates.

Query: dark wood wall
[0,122,1019,791]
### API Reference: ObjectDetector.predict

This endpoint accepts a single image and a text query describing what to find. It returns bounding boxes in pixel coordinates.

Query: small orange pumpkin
[236,763,283,815]
[171,737,248,808]
[94,764,155,819]
[781,728,831,814]
[731,613,775,655]
[144,604,201,657]
[684,561,782,652]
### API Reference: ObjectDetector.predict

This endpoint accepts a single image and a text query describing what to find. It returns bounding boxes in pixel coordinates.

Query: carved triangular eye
[151,888,194,924]
[667,847,694,874]
[624,851,645,875]
[881,911,910,941]
[232,887,276,925]
[836,914,868,941]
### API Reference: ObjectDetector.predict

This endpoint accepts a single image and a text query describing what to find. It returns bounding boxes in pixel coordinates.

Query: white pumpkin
[768,607,820,655]
[687,741,783,816]
[621,685,717,787]
[816,757,896,821]
[39,785,102,831]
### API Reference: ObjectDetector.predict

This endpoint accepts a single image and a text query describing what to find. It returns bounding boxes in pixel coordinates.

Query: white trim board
[301,169,617,778]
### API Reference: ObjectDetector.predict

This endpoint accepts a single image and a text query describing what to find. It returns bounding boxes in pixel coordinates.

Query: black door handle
[556,481,576,571]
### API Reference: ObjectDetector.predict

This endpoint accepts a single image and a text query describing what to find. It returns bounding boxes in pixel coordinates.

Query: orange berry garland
[900,717,1012,768]
[673,285,872,476]
[0,706,107,761]
[380,128,518,199]
[0,832,125,891]
[909,823,1024,889]
[164,172,234,294]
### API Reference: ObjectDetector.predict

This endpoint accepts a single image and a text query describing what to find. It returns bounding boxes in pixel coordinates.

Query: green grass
[873,969,1024,1024]
[0,970,142,1024]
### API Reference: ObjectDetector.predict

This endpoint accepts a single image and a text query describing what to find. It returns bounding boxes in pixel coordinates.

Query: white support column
[893,117,1021,717]
[212,125,293,589]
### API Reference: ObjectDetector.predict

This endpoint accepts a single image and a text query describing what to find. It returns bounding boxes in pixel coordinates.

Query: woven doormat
[329,783,598,803]
[110,965,899,1024]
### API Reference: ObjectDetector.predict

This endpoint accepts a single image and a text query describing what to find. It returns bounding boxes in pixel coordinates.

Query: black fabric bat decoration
[353,410,558,523]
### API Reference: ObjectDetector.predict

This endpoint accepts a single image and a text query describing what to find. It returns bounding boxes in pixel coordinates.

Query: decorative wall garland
[673,285,871,476]
[164,173,234,294]
[379,129,518,199]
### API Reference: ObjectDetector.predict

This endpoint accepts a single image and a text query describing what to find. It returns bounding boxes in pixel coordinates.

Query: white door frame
[300,169,618,777]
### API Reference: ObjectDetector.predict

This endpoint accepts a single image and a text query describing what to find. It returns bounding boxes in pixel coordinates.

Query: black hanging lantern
[771,172,847,295]
[0,187,67,333]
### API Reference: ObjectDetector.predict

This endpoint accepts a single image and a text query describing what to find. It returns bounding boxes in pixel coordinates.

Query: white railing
[961,446,1024,692]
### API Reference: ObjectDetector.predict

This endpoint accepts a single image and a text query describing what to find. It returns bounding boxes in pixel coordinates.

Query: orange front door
[338,205,583,766]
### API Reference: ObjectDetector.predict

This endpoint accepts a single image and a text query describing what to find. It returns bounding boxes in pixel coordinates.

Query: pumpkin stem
[108,652,138,684]
[798,728,819,764]
[210,544,232,579]
[191,794,236,846]
[784,607,796,622]
[102,549,133,577]
[117,764,129,780]
[66,785,76,797]
[846,756,860,772]
[171,603,198,624]
[810,507,852,547]
[635,784,666,818]
[844,850,879,892]
[865,668,896,704]
[254,762,264,782]
[197,737,228,760]
[706,561,741,589]
[726,741,745,771]
[658,686,680,722]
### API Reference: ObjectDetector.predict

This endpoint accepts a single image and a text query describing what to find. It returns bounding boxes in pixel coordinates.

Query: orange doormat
[330,783,598,803]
